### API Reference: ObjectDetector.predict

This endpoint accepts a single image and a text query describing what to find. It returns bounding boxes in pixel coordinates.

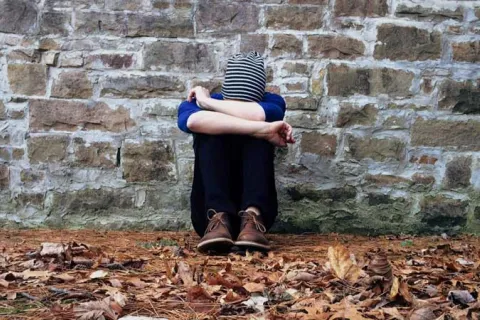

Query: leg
[240,136,278,230]
[191,134,239,252]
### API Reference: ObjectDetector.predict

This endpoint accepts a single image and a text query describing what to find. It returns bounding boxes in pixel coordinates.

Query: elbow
[254,110,266,122]
[186,116,198,132]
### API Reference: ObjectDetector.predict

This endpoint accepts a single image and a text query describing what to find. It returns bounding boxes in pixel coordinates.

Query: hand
[254,121,296,147]
[187,86,211,109]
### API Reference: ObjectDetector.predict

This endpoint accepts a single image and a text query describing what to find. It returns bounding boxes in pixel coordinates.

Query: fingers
[187,88,196,102]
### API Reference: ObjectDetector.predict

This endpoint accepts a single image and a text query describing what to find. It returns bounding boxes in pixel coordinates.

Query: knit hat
[221,52,266,102]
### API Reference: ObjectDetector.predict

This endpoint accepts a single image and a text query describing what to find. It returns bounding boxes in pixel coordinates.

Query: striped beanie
[221,52,266,102]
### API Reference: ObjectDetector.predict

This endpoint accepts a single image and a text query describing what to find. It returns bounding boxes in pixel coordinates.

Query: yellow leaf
[327,245,361,282]
[177,261,195,288]
[390,276,400,300]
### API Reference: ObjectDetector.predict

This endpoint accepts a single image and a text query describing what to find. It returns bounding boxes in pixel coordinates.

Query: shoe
[197,210,234,253]
[235,210,270,251]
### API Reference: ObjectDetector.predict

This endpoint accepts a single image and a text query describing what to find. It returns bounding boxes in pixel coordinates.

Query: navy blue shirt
[177,92,286,134]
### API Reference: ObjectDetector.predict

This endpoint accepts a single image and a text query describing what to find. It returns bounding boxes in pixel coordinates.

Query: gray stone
[58,52,84,68]
[101,75,185,98]
[122,140,176,182]
[265,6,323,30]
[240,34,268,55]
[7,49,41,63]
[336,103,377,127]
[8,64,47,96]
[28,136,69,164]
[375,24,442,61]
[190,79,223,94]
[85,54,134,69]
[30,100,135,133]
[20,169,45,188]
[271,34,303,58]
[308,35,365,59]
[105,0,151,10]
[75,11,126,36]
[285,97,319,111]
[0,0,38,34]
[452,41,480,63]
[51,71,93,99]
[334,0,388,17]
[127,11,193,37]
[419,195,468,234]
[301,132,337,157]
[285,112,326,129]
[73,138,118,169]
[411,118,480,151]
[0,164,9,190]
[0,101,5,120]
[40,11,71,36]
[438,79,480,114]
[327,64,414,98]
[196,0,259,34]
[443,157,472,189]
[144,42,215,72]
[348,136,405,161]
[396,5,464,22]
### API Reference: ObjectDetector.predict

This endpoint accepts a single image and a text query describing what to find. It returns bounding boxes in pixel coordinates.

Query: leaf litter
[0,229,480,319]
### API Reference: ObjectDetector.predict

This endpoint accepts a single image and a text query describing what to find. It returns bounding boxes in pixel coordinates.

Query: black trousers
[190,134,278,237]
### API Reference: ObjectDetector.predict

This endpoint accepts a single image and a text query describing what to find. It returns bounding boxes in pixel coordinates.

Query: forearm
[187,110,267,136]
[201,98,266,121]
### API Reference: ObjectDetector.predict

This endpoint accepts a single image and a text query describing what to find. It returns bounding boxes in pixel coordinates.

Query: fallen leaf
[243,282,265,293]
[22,270,51,279]
[368,251,393,282]
[409,307,436,320]
[40,243,66,256]
[7,292,17,300]
[74,296,122,320]
[390,276,400,300]
[331,305,368,320]
[383,307,405,320]
[177,261,195,288]
[448,290,476,305]
[186,285,214,302]
[0,279,9,288]
[456,258,474,266]
[327,245,362,282]
[242,295,268,313]
[128,278,148,288]
[53,273,76,282]
[109,279,123,288]
[399,280,414,304]
[89,270,109,279]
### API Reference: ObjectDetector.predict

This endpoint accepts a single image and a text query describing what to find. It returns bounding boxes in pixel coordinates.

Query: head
[221,52,266,102]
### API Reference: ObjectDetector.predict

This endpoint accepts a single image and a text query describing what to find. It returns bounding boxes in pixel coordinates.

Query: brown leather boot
[197,210,234,253]
[235,210,270,251]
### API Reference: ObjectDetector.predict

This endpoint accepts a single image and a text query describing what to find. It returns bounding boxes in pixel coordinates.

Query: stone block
[14,193,44,209]
[443,157,472,189]
[396,4,463,22]
[327,64,414,97]
[40,11,71,35]
[101,75,185,98]
[411,118,480,151]
[28,136,69,164]
[58,52,84,67]
[285,112,326,129]
[336,103,377,127]
[196,0,259,34]
[74,138,117,169]
[334,0,388,17]
[438,79,480,114]
[42,52,59,66]
[144,42,215,72]
[8,64,47,96]
[51,71,93,99]
[122,140,176,182]
[348,136,405,161]
[452,41,480,63]
[21,169,45,188]
[190,79,223,94]
[75,11,126,36]
[29,100,135,132]
[364,174,411,186]
[12,148,24,160]
[285,97,319,111]
[0,147,10,161]
[308,35,365,59]
[0,101,5,120]
[85,54,134,69]
[7,49,41,63]
[375,24,442,61]
[240,34,268,55]
[0,164,8,190]
[271,34,303,58]
[419,195,468,234]
[0,0,38,34]
[266,6,323,30]
[126,11,193,37]
[280,62,310,77]
[300,132,337,157]
[75,0,105,9]
[105,0,151,10]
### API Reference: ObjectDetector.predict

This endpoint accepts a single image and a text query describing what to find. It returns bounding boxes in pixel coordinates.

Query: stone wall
[0,0,480,235]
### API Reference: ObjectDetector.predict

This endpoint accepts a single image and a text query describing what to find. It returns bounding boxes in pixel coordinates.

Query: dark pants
[190,134,278,237]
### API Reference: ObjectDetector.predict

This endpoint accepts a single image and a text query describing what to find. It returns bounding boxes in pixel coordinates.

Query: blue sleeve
[258,93,286,122]
[177,99,202,134]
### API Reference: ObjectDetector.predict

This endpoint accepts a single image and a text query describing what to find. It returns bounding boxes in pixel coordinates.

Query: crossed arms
[178,86,295,147]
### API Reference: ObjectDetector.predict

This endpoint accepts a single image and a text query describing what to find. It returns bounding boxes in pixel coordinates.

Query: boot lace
[205,209,228,235]
[239,211,266,233]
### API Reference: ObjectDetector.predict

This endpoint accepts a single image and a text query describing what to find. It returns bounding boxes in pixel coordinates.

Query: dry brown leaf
[390,276,400,300]
[409,307,436,320]
[327,245,362,282]
[383,307,405,320]
[53,273,76,282]
[109,279,122,288]
[74,297,121,320]
[186,285,214,302]
[331,305,368,320]
[22,270,51,279]
[7,292,17,300]
[243,282,265,293]
[368,251,393,282]
[177,261,195,288]
[128,278,148,288]
[0,279,9,288]
[399,280,414,304]
[89,270,108,279]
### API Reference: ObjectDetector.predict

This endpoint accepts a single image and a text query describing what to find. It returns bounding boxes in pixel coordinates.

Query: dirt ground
[1,229,479,320]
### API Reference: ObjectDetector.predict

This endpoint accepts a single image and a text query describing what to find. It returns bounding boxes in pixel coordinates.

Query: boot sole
[235,241,270,251]
[197,237,234,253]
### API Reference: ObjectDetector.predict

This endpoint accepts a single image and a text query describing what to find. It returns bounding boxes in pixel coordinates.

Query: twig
[19,292,39,301]
[104,263,127,270]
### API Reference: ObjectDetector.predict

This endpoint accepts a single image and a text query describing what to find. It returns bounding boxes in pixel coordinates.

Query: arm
[199,98,266,121]
[187,110,295,147]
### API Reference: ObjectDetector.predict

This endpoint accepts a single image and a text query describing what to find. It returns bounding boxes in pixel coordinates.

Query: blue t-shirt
[177,93,286,134]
